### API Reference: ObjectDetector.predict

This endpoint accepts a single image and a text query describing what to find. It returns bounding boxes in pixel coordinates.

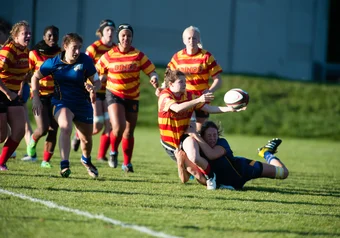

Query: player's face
[183,29,198,50]
[15,26,31,48]
[202,127,218,147]
[170,75,186,93]
[102,26,115,44]
[64,41,82,62]
[43,29,59,47]
[118,29,132,48]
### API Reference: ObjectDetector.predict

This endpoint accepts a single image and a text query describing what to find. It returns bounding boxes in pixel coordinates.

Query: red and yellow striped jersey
[158,88,204,149]
[168,48,222,96]
[96,46,156,100]
[0,42,29,91]
[86,40,116,93]
[29,49,60,96]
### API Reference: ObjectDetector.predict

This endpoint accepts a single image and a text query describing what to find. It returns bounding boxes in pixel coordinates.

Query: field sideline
[1,127,339,238]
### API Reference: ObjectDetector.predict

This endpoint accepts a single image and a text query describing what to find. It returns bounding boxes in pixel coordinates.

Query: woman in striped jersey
[167,26,223,132]
[83,19,116,163]
[158,69,246,190]
[96,23,159,172]
[22,25,61,167]
[0,20,31,170]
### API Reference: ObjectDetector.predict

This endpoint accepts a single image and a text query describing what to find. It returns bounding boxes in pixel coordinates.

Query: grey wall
[0,0,329,81]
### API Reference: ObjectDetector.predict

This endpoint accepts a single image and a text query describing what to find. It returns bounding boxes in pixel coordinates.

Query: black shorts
[0,91,23,113]
[96,92,106,101]
[106,89,139,113]
[194,109,209,119]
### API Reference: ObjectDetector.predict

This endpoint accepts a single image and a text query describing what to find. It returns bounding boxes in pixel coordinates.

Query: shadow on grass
[243,186,340,198]
[176,225,340,237]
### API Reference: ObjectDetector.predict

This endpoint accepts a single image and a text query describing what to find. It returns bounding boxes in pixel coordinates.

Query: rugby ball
[224,88,249,109]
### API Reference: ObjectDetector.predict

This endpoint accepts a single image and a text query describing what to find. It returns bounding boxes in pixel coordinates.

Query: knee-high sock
[0,137,19,165]
[122,137,134,165]
[97,133,110,159]
[110,131,122,154]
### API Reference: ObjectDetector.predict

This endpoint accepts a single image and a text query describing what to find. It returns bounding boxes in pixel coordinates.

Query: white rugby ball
[224,88,249,109]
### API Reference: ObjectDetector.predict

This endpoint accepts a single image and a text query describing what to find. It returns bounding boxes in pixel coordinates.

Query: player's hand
[225,105,247,112]
[150,76,159,89]
[199,92,214,103]
[155,87,162,97]
[32,97,43,116]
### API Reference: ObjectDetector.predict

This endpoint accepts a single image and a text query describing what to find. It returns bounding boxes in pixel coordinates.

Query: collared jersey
[168,48,222,96]
[96,46,156,100]
[0,42,29,91]
[29,48,61,96]
[39,52,96,104]
[158,88,204,149]
[86,40,115,93]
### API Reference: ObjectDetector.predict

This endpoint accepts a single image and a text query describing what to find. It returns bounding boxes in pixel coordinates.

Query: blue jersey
[39,52,96,105]
[206,138,263,189]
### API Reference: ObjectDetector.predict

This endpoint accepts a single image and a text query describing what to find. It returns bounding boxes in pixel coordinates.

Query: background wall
[0,0,329,81]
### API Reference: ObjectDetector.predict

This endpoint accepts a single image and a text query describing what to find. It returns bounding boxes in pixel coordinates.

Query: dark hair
[199,121,223,137]
[62,33,83,47]
[117,23,134,40]
[96,19,115,38]
[163,68,185,88]
[43,25,59,35]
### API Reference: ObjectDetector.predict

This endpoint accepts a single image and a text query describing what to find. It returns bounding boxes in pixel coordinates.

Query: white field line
[0,188,181,238]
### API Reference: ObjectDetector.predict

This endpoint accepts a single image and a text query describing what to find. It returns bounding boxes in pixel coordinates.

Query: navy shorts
[53,101,93,124]
[209,156,263,189]
[96,92,106,101]
[106,90,139,113]
[194,109,209,119]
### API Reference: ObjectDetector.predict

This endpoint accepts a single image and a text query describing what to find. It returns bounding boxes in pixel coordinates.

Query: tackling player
[158,69,246,190]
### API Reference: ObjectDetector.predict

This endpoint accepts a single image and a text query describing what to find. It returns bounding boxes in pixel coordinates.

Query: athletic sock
[43,151,53,162]
[81,155,92,164]
[198,163,214,179]
[97,134,110,159]
[122,137,134,166]
[110,131,122,152]
[264,151,277,164]
[0,137,19,166]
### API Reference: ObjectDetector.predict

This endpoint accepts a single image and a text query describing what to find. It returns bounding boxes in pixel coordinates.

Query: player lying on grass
[158,69,246,190]
[175,121,289,190]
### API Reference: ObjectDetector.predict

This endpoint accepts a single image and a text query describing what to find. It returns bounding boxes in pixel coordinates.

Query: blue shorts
[53,101,93,124]
[209,156,263,190]
[22,82,30,103]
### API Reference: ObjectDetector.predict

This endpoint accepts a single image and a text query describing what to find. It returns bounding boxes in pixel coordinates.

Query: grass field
[0,127,339,238]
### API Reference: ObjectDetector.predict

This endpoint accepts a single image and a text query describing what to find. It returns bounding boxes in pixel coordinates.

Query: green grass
[1,127,339,238]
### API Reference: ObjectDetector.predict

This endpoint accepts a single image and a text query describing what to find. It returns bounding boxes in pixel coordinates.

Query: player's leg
[106,90,125,168]
[258,138,289,179]
[182,136,216,190]
[92,96,104,135]
[175,149,206,185]
[41,99,58,168]
[0,105,25,170]
[54,106,74,177]
[75,120,98,178]
[97,99,111,162]
[121,99,138,173]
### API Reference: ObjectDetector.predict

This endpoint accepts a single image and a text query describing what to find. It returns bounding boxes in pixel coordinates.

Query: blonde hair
[182,25,203,49]
[3,20,30,46]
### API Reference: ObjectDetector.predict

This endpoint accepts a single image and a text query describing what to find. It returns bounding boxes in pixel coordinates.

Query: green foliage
[1,129,339,238]
[138,70,340,141]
